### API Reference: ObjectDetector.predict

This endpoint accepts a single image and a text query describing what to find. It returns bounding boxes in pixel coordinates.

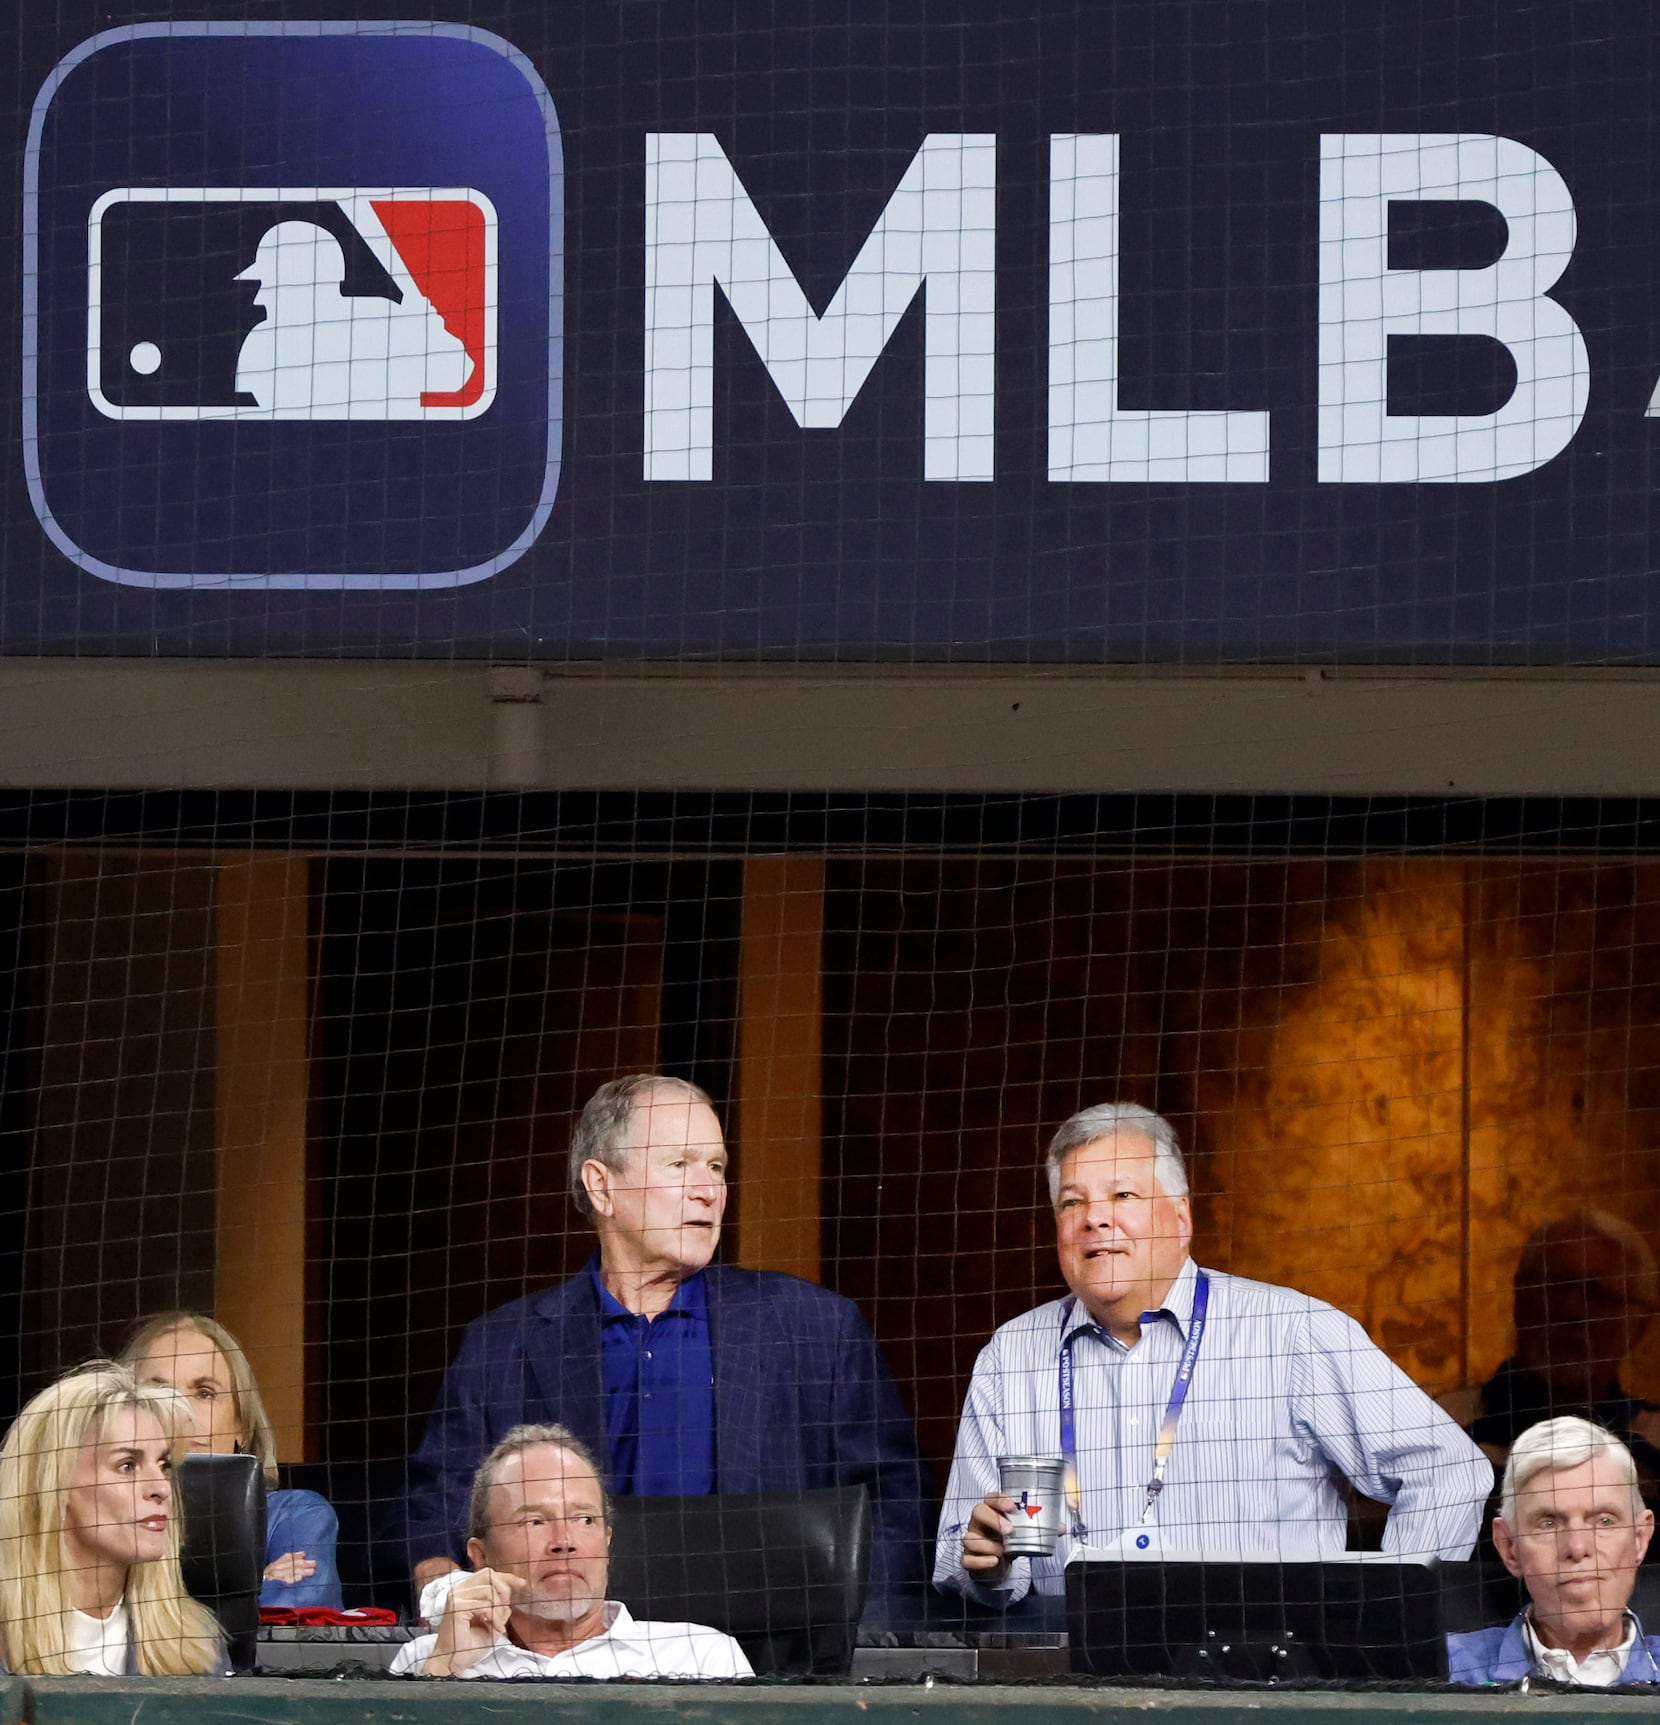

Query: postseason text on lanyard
[1057,1270,1211,1539]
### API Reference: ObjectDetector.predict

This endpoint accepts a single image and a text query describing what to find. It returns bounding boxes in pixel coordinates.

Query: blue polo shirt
[591,1258,716,1496]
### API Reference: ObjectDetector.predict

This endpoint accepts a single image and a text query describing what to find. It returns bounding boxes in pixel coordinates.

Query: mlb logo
[26,23,560,589]
[88,187,499,421]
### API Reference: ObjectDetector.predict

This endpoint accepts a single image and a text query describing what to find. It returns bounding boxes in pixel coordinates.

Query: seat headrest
[176,1452,267,1601]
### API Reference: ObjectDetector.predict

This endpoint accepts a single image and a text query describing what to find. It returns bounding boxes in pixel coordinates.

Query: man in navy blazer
[397,1074,931,1611]
[1449,1416,1660,1685]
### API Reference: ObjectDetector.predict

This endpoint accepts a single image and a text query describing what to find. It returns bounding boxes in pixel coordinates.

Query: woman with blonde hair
[122,1313,341,1608]
[0,1361,225,1674]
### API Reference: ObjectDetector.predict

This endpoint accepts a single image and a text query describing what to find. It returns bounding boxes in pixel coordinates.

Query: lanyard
[1058,1269,1210,1539]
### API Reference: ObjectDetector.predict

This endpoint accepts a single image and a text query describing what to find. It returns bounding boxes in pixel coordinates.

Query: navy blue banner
[4,0,1659,661]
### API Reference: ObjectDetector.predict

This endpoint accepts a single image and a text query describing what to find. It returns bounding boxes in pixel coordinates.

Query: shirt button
[644,1351,653,1361]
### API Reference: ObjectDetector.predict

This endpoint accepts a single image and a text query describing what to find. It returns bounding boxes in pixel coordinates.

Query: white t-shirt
[390,1600,752,1680]
[65,1602,130,1676]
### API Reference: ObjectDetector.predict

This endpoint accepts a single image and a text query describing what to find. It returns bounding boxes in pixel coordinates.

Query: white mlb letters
[645,132,1596,485]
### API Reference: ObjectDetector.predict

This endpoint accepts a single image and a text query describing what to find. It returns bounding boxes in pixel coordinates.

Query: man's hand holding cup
[963,1492,1019,1585]
[964,1456,1067,1586]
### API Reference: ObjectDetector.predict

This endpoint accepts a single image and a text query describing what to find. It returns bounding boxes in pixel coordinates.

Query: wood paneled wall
[21,848,1660,1482]
[824,857,1660,1482]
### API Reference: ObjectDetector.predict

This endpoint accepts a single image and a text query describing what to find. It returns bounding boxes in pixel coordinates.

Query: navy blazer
[397,1263,934,1602]
[1448,1611,1660,1685]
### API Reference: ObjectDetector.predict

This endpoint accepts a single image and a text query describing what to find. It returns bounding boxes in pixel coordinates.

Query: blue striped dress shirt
[935,1257,1493,1602]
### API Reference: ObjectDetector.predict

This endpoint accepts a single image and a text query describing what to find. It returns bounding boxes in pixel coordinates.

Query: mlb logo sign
[26,23,560,589]
[88,187,499,422]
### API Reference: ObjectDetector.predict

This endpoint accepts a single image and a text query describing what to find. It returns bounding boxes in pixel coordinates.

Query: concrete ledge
[15,1676,1660,1721]
[2,661,1660,795]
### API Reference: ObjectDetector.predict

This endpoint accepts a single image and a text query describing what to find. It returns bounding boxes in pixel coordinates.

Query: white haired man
[1449,1417,1660,1685]
[935,1102,1494,1603]
[390,1423,751,1679]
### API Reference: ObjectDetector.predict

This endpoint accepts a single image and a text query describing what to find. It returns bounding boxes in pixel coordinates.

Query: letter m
[644,134,995,481]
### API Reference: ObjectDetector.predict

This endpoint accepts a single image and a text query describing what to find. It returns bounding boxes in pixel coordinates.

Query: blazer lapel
[1621,1619,1660,1684]
[1492,1614,1536,1683]
[524,1269,610,1470]
[708,1265,766,1490]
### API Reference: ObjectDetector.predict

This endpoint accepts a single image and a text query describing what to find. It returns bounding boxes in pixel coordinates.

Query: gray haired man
[399,1075,931,1612]
[936,1101,1494,1603]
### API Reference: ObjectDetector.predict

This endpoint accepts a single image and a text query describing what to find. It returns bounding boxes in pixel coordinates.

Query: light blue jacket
[262,1486,342,1609]
[1448,1610,1660,1685]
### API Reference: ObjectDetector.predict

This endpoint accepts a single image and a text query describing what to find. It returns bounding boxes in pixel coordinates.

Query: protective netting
[9,4,1660,660]
[1,800,1659,1681]
[6,0,1660,1690]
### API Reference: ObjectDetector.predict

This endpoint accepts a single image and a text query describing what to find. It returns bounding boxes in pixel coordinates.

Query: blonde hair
[0,1363,224,1675]
[119,1312,278,1487]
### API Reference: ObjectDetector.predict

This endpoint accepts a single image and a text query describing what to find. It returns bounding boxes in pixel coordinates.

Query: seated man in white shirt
[937,1101,1493,1602]
[390,1423,751,1680]
[1449,1417,1660,1685]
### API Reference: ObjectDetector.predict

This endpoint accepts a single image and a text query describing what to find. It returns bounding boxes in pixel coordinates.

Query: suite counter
[250,1622,1063,1680]
[5,1678,1660,1724]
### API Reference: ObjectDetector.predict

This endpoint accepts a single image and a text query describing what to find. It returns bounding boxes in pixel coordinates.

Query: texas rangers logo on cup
[87,187,498,421]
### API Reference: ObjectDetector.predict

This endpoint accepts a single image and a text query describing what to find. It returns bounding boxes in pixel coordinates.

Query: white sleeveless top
[65,1601,129,1675]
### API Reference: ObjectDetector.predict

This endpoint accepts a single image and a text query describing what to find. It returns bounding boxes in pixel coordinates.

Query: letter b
[1318,133,1587,483]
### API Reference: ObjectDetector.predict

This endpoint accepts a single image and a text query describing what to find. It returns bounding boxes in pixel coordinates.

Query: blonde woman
[0,1361,225,1674]
[122,1313,341,1608]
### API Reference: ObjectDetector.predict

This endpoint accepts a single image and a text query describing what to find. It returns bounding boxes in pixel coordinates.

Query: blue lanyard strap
[1058,1269,1210,1540]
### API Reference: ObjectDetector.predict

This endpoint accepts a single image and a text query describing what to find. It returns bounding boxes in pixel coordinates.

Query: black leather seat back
[278,1457,406,1611]
[1439,1560,1523,1634]
[176,1453,266,1674]
[1442,1559,1660,1636]
[607,1486,870,1675]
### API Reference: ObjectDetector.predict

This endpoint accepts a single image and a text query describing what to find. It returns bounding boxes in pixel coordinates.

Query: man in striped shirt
[935,1102,1493,1604]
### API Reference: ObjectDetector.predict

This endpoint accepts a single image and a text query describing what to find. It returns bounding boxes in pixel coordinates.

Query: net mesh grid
[3,0,1660,1688]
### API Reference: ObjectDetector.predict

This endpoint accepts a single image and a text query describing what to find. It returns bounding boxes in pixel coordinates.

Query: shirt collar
[1061,1256,1199,1346]
[1523,1607,1639,1683]
[589,1254,708,1323]
[1157,1257,1202,1337]
[502,1600,630,1663]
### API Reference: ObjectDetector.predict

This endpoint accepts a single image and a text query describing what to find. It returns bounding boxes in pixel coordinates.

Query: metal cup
[996,1454,1066,1557]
